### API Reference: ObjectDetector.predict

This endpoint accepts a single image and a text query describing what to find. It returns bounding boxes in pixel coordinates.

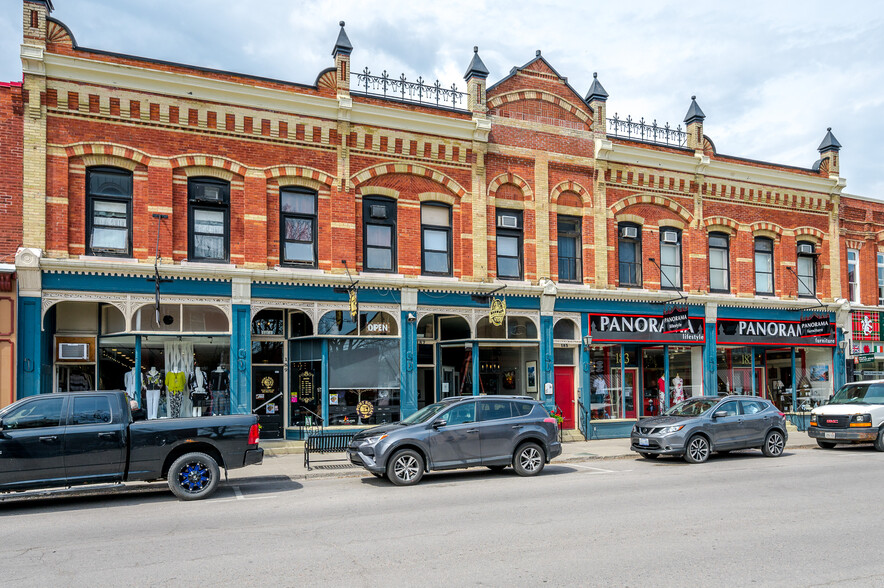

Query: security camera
[407,313,417,323]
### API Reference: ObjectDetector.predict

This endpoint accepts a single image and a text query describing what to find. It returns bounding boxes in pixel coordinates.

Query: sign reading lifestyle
[799,314,831,338]
[717,318,835,346]
[662,306,690,333]
[589,313,705,343]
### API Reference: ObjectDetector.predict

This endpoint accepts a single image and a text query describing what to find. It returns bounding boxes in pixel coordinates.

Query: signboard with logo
[854,353,875,364]
[589,313,705,344]
[800,314,832,338]
[489,297,506,327]
[348,288,358,320]
[716,318,835,346]
[851,310,881,342]
[662,306,690,333]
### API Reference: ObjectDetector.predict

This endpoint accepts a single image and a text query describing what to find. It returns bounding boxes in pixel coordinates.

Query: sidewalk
[236,431,817,482]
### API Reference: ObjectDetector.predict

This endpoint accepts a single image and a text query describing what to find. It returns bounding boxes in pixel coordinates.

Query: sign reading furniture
[716,318,836,346]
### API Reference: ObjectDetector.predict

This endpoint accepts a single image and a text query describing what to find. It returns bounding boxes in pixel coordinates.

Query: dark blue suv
[347,396,562,485]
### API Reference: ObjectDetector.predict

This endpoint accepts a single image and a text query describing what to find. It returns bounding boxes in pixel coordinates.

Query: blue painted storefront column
[400,311,418,417]
[704,322,717,395]
[834,328,845,391]
[134,335,142,407]
[230,304,251,414]
[663,345,670,407]
[540,315,554,411]
[17,296,42,398]
[472,341,480,396]
[321,339,329,426]
[580,313,590,424]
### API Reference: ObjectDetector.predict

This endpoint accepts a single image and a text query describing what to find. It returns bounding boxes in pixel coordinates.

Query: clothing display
[672,375,684,404]
[189,367,210,417]
[657,376,665,409]
[210,368,231,415]
[124,369,144,402]
[165,371,186,419]
[145,367,163,420]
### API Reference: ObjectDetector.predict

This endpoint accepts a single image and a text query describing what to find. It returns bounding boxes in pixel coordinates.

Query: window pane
[285,217,314,243]
[366,224,392,247]
[498,257,520,278]
[756,272,773,294]
[755,239,772,253]
[89,170,132,197]
[284,242,315,264]
[558,236,576,257]
[424,229,448,251]
[91,227,128,250]
[661,243,679,266]
[619,241,636,263]
[797,256,814,296]
[195,234,225,260]
[661,266,681,288]
[710,268,728,290]
[710,248,727,270]
[755,252,772,273]
[281,191,315,214]
[709,235,728,248]
[71,396,112,425]
[421,205,450,227]
[366,247,392,270]
[424,251,449,273]
[93,200,127,227]
[497,235,519,257]
[194,209,225,235]
[4,397,64,430]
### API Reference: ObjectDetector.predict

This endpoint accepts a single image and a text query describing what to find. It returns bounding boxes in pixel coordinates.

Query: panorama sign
[589,313,705,344]
[716,318,835,346]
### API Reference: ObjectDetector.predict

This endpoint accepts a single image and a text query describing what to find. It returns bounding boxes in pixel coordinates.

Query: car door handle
[466,429,479,433]
[39,436,58,443]
[512,425,525,429]
[98,432,117,440]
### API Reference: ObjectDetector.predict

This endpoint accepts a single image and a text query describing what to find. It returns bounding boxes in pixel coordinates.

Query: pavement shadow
[630,449,796,466]
[226,475,303,496]
[357,464,577,487]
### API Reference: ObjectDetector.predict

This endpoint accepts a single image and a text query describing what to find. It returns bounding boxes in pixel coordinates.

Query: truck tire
[816,440,836,449]
[168,452,221,500]
[875,427,884,452]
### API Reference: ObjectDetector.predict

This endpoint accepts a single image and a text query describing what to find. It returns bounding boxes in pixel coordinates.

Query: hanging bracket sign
[800,313,831,338]
[662,306,690,333]
[489,297,507,327]
[348,288,358,321]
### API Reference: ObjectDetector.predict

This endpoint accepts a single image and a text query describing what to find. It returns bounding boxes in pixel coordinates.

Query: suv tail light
[543,418,557,424]
[248,423,260,445]
[777,412,785,418]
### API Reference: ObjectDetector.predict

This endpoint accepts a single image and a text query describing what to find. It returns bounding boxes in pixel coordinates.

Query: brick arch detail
[265,165,335,188]
[750,221,784,237]
[549,181,591,207]
[487,91,591,124]
[488,173,534,202]
[703,216,740,232]
[63,142,151,167]
[793,226,825,242]
[169,154,248,177]
[351,163,467,198]
[610,194,693,223]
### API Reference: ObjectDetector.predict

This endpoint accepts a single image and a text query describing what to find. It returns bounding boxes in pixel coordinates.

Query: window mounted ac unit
[58,343,89,360]
[369,205,388,219]
[621,226,638,239]
[662,231,679,244]
[193,185,223,202]
[798,243,814,254]
[498,215,519,229]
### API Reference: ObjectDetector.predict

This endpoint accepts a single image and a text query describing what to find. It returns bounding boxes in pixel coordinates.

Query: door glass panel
[71,396,112,425]
[3,398,64,429]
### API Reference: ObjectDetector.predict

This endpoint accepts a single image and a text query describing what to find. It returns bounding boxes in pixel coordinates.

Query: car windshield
[399,401,450,425]
[664,398,717,417]
[828,383,884,405]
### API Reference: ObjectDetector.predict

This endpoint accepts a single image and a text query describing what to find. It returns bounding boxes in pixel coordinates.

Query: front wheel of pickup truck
[875,427,884,452]
[168,452,220,500]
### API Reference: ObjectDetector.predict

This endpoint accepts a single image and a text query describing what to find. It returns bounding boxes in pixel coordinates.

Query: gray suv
[347,396,562,485]
[629,396,788,463]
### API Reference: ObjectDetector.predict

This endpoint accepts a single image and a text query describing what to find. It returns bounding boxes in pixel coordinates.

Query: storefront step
[784,420,799,432]
[260,440,306,456]
[561,429,586,443]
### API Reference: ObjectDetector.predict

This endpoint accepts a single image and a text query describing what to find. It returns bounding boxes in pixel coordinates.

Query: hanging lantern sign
[348,288,358,320]
[489,297,507,327]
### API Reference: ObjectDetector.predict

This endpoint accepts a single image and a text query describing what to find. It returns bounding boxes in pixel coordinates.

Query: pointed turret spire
[332,21,352,57]
[817,127,842,152]
[585,72,608,103]
[464,46,489,81]
[683,95,705,125]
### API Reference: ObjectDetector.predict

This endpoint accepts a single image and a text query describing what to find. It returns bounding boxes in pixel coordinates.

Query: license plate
[639,438,649,446]
[824,432,835,439]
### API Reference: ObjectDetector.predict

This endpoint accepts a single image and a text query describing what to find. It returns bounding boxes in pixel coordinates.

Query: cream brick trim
[148,206,173,214]
[351,162,467,198]
[63,142,151,166]
[244,214,267,222]
[170,154,247,177]
[418,192,456,206]
[487,90,591,124]
[793,226,825,243]
[276,177,324,191]
[704,216,739,235]
[658,218,685,230]
[47,196,68,205]
[265,165,335,188]
[613,213,645,226]
[549,180,591,207]
[331,222,355,229]
[610,193,693,223]
[357,186,400,200]
[179,165,235,182]
[556,205,584,216]
[750,222,784,238]
[488,172,533,202]
[80,154,139,171]
[494,200,525,211]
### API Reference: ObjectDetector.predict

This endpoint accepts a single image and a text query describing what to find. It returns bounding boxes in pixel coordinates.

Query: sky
[2,0,883,197]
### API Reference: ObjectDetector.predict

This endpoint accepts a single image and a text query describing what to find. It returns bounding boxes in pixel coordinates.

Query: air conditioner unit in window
[193,185,223,202]
[58,343,89,360]
[369,205,388,219]
[498,215,519,229]
[621,226,638,239]
[798,243,814,254]
[662,231,679,244]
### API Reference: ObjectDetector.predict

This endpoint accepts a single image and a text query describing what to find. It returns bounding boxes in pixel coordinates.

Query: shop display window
[641,347,665,416]
[764,349,793,411]
[716,347,756,395]
[478,345,539,398]
[667,347,699,403]
[794,347,832,411]
[98,335,136,392]
[318,310,398,337]
[289,339,322,427]
[440,344,472,398]
[328,338,401,425]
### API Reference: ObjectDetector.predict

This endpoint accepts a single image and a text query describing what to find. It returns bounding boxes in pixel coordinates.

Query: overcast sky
[2,1,882,197]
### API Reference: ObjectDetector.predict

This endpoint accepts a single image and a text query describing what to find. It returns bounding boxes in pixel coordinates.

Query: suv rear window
[512,402,539,417]
[479,400,513,421]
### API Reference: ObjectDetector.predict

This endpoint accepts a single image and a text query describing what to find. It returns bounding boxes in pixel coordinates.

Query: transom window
[659,228,682,290]
[708,232,730,292]
[847,249,860,303]
[496,209,523,280]
[86,167,132,257]
[188,177,230,263]
[796,241,816,298]
[557,215,581,283]
[421,203,452,276]
[363,196,396,272]
[618,222,642,288]
[280,187,317,267]
[754,237,774,295]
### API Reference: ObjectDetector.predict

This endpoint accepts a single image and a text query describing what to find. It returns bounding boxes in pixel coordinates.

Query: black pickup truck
[0,391,263,500]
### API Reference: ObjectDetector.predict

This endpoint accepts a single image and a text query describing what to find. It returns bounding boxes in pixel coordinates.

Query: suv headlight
[363,434,388,445]
[658,425,685,435]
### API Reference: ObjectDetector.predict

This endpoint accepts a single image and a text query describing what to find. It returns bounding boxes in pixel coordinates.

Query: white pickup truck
[808,380,884,451]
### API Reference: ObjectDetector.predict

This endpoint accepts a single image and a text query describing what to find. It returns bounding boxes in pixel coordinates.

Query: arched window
[188,177,230,262]
[421,202,452,276]
[363,196,397,272]
[86,166,133,257]
[553,318,577,340]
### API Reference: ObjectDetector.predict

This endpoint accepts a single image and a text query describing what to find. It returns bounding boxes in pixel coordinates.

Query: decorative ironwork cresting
[353,68,468,110]
[606,114,687,147]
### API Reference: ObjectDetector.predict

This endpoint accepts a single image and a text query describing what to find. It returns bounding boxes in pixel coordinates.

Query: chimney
[585,72,609,135]
[332,21,353,94]
[683,96,705,151]
[816,127,842,176]
[464,46,489,114]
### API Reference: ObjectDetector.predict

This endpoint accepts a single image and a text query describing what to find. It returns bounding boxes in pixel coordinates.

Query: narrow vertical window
[86,167,132,258]
[659,228,682,290]
[877,253,884,306]
[618,222,642,287]
[280,186,317,267]
[847,248,860,303]
[557,215,581,283]
[496,209,523,280]
[421,203,451,276]
[363,196,396,272]
[796,241,816,298]
[708,232,729,292]
[188,177,230,262]
[754,237,774,295]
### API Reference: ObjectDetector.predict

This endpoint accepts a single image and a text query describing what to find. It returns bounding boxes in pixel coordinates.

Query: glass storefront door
[252,366,283,439]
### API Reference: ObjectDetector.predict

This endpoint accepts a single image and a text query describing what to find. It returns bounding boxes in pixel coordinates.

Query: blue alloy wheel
[168,452,221,500]
[179,461,212,492]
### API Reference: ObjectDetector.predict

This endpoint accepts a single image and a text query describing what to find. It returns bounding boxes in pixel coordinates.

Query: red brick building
[8,0,853,437]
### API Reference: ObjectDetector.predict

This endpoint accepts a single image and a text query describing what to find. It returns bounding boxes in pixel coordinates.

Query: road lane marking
[566,464,620,473]
[233,486,245,500]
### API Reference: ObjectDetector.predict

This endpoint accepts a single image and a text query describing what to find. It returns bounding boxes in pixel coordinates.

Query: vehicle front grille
[818,416,849,429]
[639,427,657,435]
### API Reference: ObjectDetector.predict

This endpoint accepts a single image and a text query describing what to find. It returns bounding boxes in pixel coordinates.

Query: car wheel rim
[394,456,418,481]
[689,438,708,462]
[520,447,541,472]
[768,433,784,455]
[179,461,211,492]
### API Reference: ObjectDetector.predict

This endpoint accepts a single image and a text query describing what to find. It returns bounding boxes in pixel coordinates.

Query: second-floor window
[796,241,816,298]
[496,209,523,280]
[754,237,774,295]
[618,222,642,287]
[878,253,884,306]
[188,177,229,263]
[280,186,317,267]
[557,215,581,283]
[659,228,682,290]
[708,232,729,292]
[421,202,451,276]
[363,196,396,272]
[86,167,132,257]
[847,248,859,302]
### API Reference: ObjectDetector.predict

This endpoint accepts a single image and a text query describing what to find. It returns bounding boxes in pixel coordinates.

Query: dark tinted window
[479,400,513,421]
[3,397,64,430]
[513,402,535,417]
[740,399,767,415]
[71,396,112,425]
[717,401,740,417]
[444,402,476,425]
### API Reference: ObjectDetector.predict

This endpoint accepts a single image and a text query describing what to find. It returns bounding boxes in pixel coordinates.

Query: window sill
[180,260,236,270]
[79,255,138,263]
[359,271,404,278]
[274,266,324,274]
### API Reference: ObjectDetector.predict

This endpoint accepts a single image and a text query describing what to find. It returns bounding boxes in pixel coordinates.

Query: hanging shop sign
[489,297,506,327]
[716,318,835,346]
[589,313,705,344]
[854,353,875,364]
[851,310,882,341]
[348,288,358,320]
[662,306,690,333]
[800,314,832,338]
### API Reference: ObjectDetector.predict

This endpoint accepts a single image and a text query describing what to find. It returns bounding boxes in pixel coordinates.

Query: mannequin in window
[189,365,210,417]
[210,365,230,416]
[145,366,163,420]
[657,373,666,414]
[124,368,145,403]
[672,373,684,404]
[165,368,187,418]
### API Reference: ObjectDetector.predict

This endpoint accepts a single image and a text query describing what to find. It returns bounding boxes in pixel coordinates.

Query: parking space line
[566,464,622,473]
[233,486,245,500]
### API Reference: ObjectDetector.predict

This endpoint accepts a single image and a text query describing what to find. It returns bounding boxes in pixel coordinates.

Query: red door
[554,366,575,429]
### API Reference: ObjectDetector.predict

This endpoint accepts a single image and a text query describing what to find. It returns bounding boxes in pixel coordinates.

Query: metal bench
[304,432,355,470]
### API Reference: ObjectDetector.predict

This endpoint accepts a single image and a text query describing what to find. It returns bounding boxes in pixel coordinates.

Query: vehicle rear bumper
[346,448,385,474]
[548,441,562,461]
[244,448,264,467]
[808,426,878,442]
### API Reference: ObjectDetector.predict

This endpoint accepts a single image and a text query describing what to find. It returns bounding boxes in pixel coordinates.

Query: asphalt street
[1,445,882,587]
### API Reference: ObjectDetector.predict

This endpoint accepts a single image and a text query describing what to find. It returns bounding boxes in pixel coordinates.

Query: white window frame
[847,249,860,303]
